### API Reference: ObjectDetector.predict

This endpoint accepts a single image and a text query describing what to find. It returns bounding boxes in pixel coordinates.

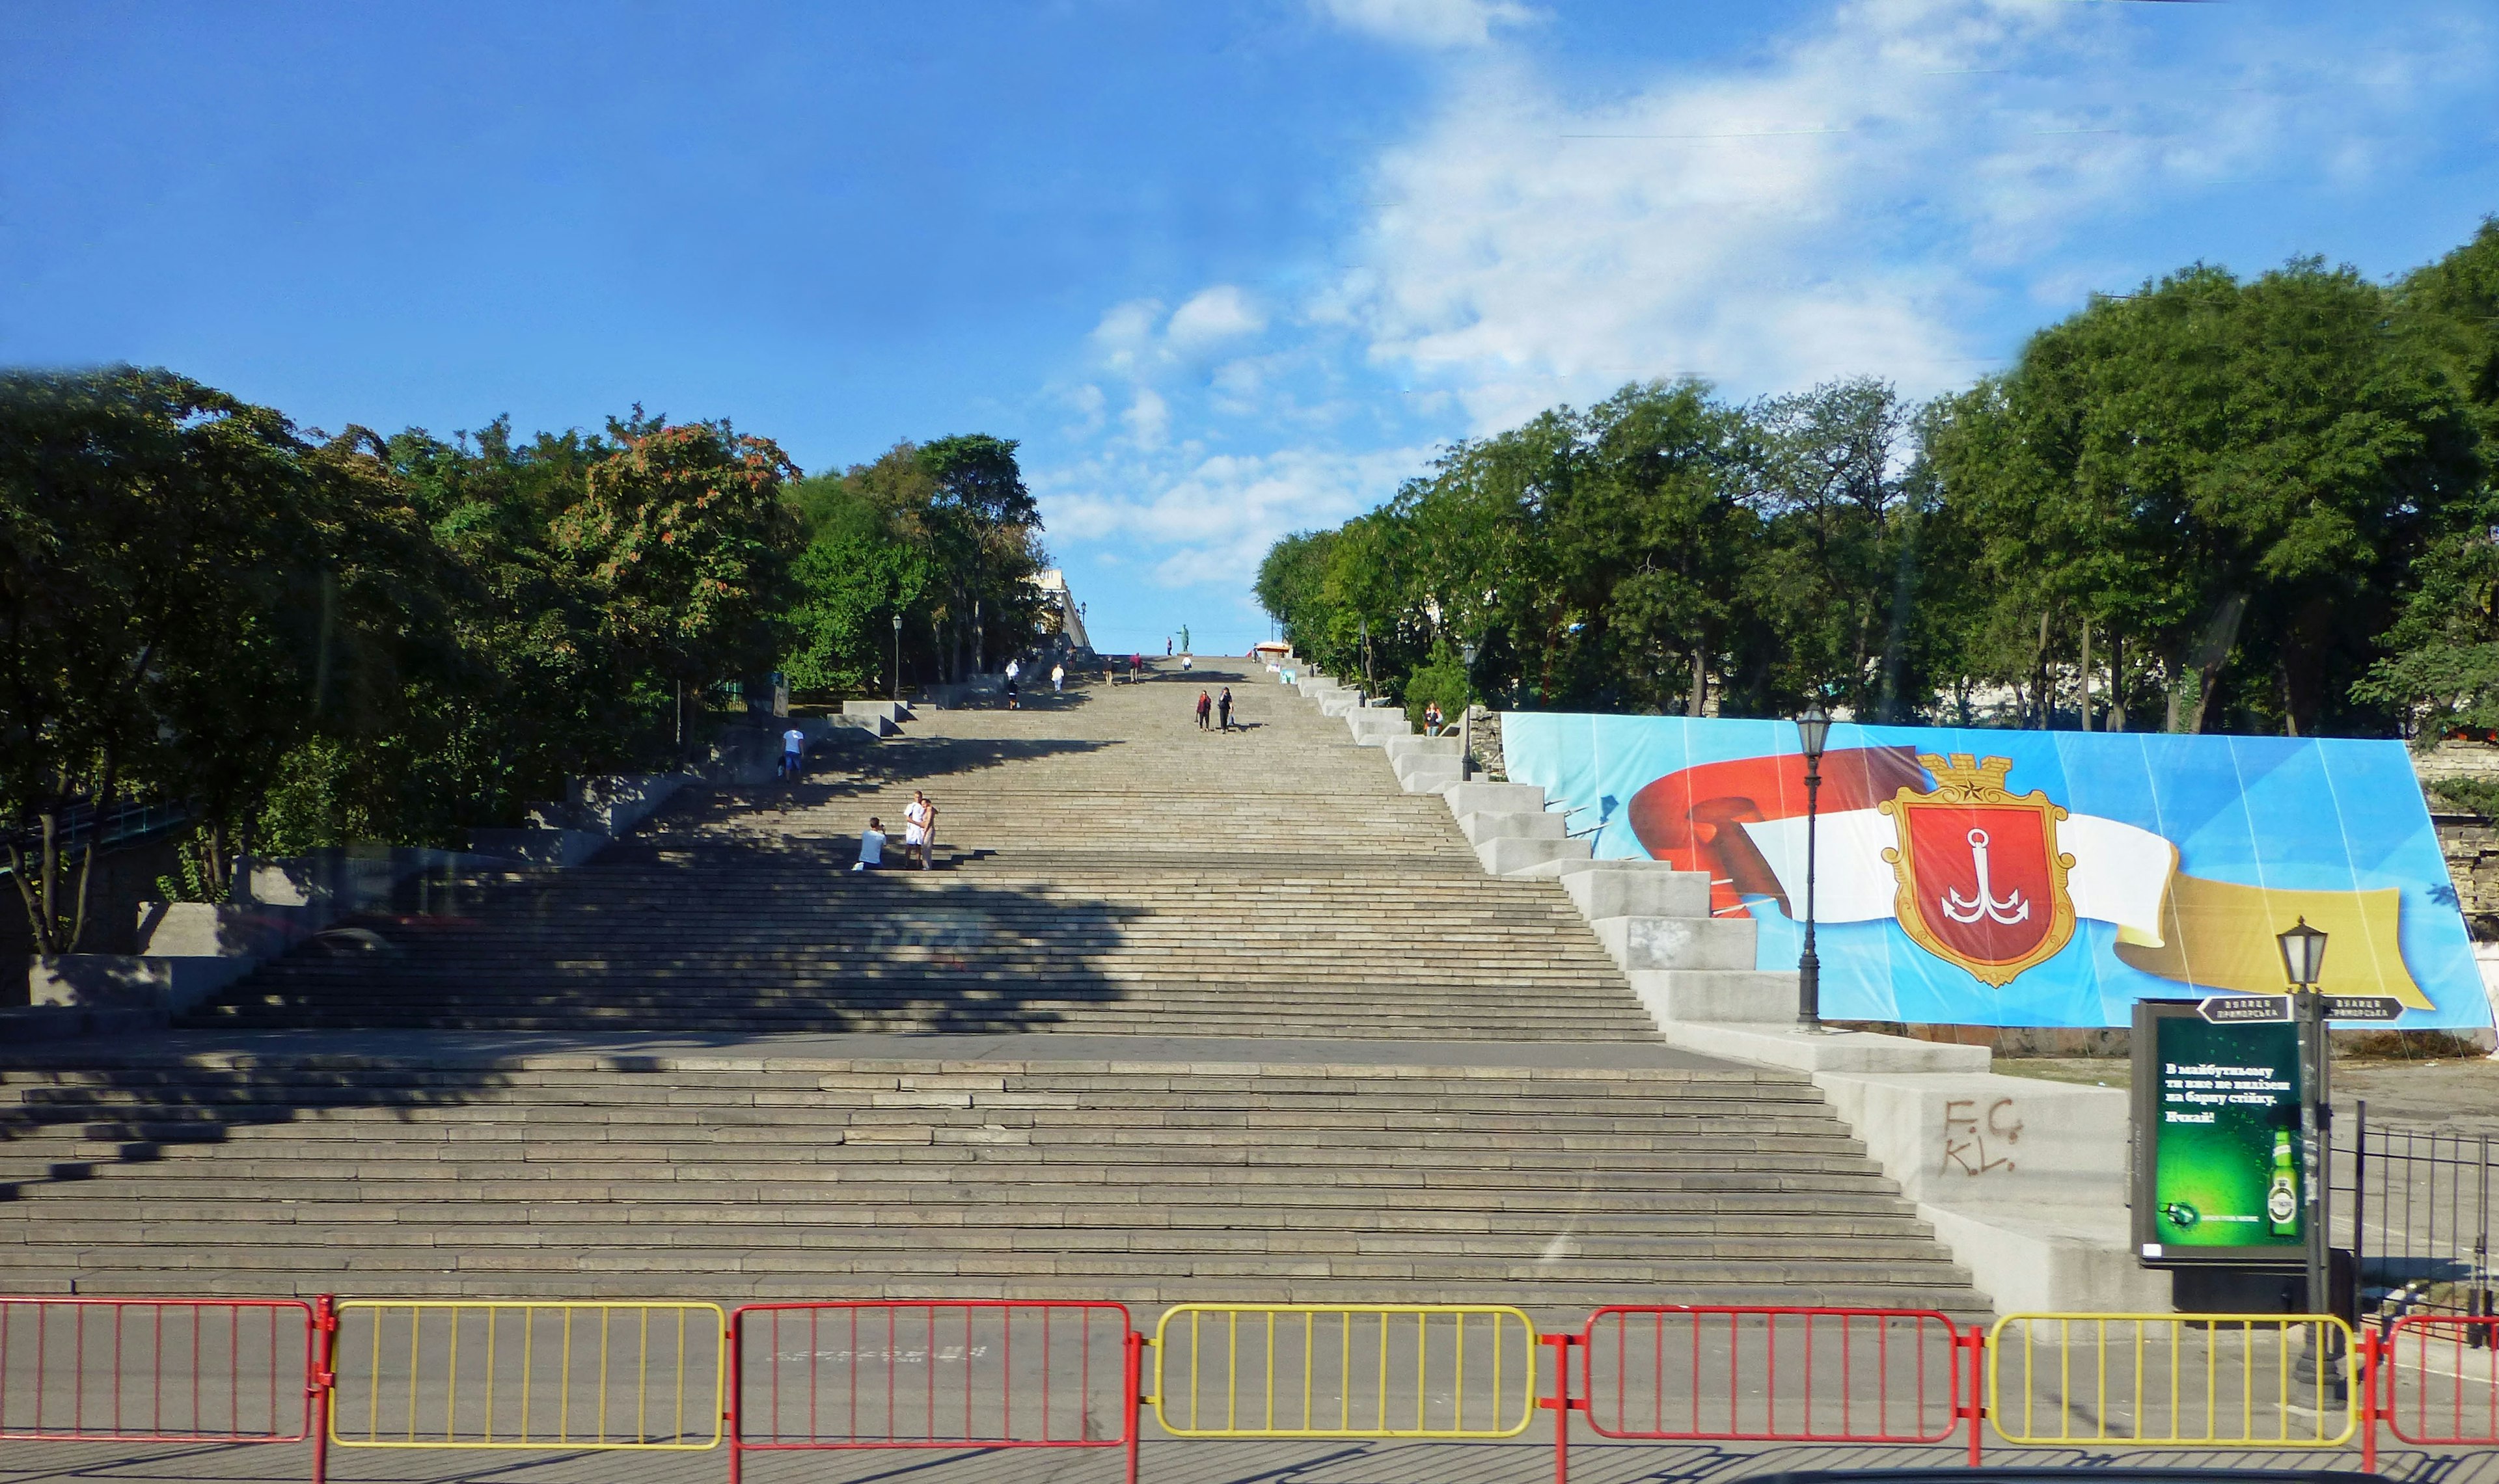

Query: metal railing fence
[2339,1103,2497,1325]
[15,1289,2499,1479]
[324,1300,722,1451]
[0,1297,313,1443]
[726,1301,1139,1482]
[1150,1303,1538,1439]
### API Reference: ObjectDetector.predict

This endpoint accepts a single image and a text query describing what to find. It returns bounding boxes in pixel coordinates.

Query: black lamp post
[1458,641,1481,783]
[2278,916,2338,1388]
[891,614,903,703]
[1796,702,1832,1031]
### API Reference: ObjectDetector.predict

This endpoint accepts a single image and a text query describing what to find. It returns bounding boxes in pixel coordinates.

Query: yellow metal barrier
[1151,1304,1537,1438]
[1988,1313,2356,1448]
[328,1301,724,1450]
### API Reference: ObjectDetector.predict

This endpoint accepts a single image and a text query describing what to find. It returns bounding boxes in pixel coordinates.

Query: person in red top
[1194,690,1212,730]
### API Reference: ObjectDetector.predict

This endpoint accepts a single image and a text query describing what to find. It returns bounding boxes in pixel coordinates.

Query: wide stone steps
[0,1049,1974,1310]
[3,662,1988,1316]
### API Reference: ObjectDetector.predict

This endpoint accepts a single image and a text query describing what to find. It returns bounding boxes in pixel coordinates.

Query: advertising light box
[2130,999,2306,1266]
[1502,715,2487,1030]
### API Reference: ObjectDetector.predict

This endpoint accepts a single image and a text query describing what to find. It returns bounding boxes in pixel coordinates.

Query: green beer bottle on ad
[2267,1127,2300,1237]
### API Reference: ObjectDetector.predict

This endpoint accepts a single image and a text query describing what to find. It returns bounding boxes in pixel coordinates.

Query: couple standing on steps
[855,790,938,871]
[1194,687,1234,731]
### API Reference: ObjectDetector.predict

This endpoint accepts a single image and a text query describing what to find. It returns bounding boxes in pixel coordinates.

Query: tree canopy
[1263,224,2499,744]
[0,370,1045,949]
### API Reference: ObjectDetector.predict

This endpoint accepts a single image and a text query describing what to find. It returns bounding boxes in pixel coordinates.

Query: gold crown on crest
[1917,753,2016,800]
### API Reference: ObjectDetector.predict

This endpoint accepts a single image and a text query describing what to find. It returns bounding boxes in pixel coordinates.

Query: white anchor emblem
[1941,828,2030,926]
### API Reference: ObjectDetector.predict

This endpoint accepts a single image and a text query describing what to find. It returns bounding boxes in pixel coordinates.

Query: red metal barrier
[1577,1306,1970,1445]
[727,1300,1140,1482]
[2381,1314,2499,1448]
[0,1295,317,1444]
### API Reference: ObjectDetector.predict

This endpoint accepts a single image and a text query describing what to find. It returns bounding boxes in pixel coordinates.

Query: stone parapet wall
[2437,815,2499,940]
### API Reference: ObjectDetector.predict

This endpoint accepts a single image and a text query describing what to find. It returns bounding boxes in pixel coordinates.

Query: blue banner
[1504,714,2489,1030]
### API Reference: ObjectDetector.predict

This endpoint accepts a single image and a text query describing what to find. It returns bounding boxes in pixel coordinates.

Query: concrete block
[1397,761,1463,793]
[1393,749,1462,785]
[1811,1070,2129,1211]
[468,828,608,869]
[1626,969,1799,1023]
[1561,865,1712,921]
[1319,692,1365,718]
[1475,835,1592,875]
[134,902,327,958]
[1920,1203,2172,1313]
[1382,735,1462,763]
[1347,711,1409,745]
[843,700,910,727]
[1457,811,1568,846]
[29,954,256,1018]
[1596,915,1758,971]
[532,773,688,835]
[1443,782,1546,816]
[832,712,899,738]
[240,848,482,909]
[1648,1021,1993,1074]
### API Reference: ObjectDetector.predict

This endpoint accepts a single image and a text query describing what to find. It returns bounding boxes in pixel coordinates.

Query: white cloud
[1339,0,2491,427]
[1120,388,1171,447]
[1088,298,1162,374]
[1315,0,1536,49]
[1042,445,1425,591]
[1165,285,1268,355]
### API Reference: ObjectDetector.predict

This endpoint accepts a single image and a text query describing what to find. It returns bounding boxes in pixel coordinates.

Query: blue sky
[5,1,2495,654]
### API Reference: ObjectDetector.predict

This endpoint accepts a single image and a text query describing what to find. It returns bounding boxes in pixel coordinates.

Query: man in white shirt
[853,818,886,871]
[780,725,806,780]
[1052,662,1065,693]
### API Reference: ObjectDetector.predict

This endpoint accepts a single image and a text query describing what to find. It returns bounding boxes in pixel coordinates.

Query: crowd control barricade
[324,1300,722,1454]
[727,1301,1141,1483]
[1151,1302,1537,1440]
[1988,1313,2356,1449]
[2377,1314,2499,1449]
[0,1295,316,1444]
[1576,1306,1974,1444]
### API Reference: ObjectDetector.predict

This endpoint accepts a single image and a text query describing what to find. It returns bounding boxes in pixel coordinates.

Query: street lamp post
[892,614,903,703]
[1458,641,1481,783]
[1795,703,1832,1031]
[2277,917,2338,1388]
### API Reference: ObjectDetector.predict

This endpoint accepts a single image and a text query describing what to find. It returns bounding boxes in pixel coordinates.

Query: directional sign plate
[2197,994,2293,1025]
[2325,995,2404,1023]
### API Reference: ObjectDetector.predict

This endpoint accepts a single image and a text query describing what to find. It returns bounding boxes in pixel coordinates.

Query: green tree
[0,368,331,948]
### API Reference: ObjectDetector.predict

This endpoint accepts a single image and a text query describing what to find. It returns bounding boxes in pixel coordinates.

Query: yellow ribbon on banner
[2110,876,2433,1009]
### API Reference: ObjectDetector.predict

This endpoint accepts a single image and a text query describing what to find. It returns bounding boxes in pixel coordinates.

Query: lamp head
[1796,701,1832,764]
[2276,917,2328,990]
[892,614,903,633]
[1460,641,1479,668]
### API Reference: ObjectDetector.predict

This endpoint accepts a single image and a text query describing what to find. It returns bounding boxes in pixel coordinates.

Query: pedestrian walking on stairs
[1195,690,1211,731]
[780,725,806,780]
[1052,662,1065,694]
[1217,688,1233,731]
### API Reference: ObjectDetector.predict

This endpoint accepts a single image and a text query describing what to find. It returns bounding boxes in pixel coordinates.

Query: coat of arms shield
[1878,753,2077,987]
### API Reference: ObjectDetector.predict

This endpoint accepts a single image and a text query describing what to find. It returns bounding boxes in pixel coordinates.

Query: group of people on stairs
[853,789,938,872]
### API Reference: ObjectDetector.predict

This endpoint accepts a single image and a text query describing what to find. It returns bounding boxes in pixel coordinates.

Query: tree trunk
[2109,633,2127,733]
[1686,643,1707,718]
[67,759,118,952]
[2030,609,2053,729]
[2079,620,2094,732]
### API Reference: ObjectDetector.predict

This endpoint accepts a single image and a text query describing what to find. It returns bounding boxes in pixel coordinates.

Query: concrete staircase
[0,1042,1974,1310]
[0,658,1984,1316]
